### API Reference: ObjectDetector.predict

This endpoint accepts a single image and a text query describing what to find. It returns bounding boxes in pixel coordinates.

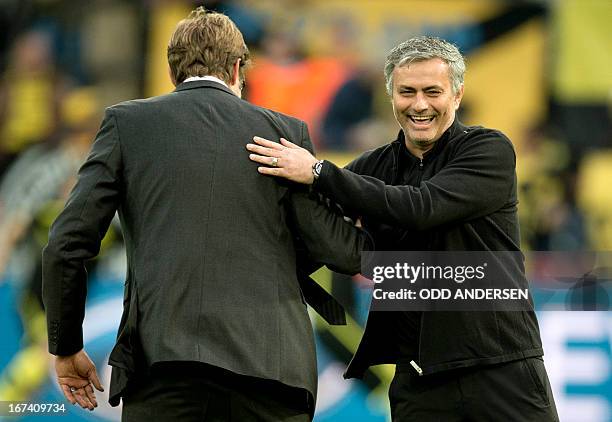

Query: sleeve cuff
[47,320,84,356]
[312,160,333,192]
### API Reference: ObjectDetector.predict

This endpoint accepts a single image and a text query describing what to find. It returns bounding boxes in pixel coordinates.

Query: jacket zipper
[415,157,424,185]
[410,360,423,376]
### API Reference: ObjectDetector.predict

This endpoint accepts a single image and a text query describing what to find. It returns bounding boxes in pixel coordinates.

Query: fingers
[246,143,283,158]
[252,136,284,150]
[249,153,278,166]
[61,384,77,405]
[89,368,104,392]
[279,138,300,149]
[247,153,285,176]
[73,386,95,410]
[84,384,98,407]
[62,384,96,410]
[55,351,100,411]
[257,166,284,177]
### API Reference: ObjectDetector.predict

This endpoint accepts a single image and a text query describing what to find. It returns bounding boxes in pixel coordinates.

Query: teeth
[410,116,434,122]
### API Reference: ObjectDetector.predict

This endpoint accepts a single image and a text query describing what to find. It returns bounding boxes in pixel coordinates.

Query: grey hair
[384,36,465,95]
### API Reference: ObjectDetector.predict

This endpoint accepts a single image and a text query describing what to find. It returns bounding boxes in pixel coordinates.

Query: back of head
[167,7,251,85]
[384,36,465,95]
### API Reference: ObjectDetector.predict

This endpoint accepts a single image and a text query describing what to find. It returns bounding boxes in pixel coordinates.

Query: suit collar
[173,80,236,97]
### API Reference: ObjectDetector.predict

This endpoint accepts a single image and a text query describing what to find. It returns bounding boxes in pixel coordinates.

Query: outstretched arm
[248,133,516,231]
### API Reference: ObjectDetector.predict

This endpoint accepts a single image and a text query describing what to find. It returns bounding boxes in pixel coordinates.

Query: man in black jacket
[42,7,367,421]
[247,36,559,421]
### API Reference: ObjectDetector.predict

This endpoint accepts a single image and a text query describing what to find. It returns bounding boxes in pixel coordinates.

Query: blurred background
[0,0,610,420]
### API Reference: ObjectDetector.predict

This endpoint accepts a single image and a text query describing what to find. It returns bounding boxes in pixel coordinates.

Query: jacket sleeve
[313,132,516,231]
[286,122,367,275]
[42,108,123,356]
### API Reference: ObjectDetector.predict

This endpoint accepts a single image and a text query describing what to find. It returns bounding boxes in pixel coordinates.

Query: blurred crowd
[0,0,610,408]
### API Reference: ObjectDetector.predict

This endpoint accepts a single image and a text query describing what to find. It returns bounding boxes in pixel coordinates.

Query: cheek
[392,96,412,110]
[392,101,405,118]
[438,99,455,115]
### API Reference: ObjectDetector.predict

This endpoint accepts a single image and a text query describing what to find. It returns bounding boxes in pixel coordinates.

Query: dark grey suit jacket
[42,80,365,410]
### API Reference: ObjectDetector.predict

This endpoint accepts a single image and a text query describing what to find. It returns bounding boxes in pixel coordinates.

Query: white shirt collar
[183,75,229,88]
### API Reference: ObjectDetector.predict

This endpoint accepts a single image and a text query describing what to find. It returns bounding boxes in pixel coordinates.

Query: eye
[426,90,441,96]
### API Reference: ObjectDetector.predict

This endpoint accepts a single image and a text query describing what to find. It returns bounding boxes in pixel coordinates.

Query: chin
[414,140,433,148]
[408,132,434,145]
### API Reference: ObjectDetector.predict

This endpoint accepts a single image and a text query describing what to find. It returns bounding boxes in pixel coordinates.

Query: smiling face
[391,58,463,157]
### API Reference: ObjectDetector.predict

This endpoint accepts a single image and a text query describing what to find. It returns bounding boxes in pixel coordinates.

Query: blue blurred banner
[1,268,611,421]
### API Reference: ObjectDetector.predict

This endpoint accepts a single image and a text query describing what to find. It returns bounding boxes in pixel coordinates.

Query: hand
[54,349,104,411]
[246,137,318,185]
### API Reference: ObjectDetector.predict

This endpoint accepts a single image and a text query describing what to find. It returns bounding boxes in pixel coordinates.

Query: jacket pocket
[522,357,550,407]
[108,278,141,373]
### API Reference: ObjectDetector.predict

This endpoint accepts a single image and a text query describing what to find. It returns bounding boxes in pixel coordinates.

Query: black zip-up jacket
[313,118,544,378]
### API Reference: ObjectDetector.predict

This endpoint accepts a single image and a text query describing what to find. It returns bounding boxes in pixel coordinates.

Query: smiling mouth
[409,115,435,124]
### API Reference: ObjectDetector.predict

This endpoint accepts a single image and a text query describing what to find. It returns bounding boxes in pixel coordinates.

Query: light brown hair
[167,7,250,85]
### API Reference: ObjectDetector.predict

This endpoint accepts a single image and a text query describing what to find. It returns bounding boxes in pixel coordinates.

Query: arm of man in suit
[42,108,122,410]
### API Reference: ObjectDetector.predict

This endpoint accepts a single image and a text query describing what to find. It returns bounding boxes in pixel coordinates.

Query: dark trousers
[121,362,311,422]
[389,357,559,422]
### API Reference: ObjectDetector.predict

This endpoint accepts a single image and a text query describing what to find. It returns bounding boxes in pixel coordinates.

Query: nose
[413,92,428,112]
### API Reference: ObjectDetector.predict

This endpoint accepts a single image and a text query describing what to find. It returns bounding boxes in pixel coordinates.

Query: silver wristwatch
[312,160,324,180]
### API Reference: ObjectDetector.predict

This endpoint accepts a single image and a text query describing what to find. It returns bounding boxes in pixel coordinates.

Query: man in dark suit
[42,7,365,421]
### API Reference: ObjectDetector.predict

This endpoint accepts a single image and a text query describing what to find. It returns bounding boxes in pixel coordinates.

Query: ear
[454,84,464,110]
[168,66,177,87]
[231,58,241,87]
[228,58,243,97]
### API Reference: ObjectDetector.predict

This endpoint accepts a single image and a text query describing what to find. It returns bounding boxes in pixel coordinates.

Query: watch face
[314,161,323,176]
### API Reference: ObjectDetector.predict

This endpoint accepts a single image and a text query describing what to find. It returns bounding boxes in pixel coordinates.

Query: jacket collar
[173,79,237,97]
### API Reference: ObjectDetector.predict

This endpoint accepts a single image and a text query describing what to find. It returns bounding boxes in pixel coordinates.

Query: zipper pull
[419,158,423,169]
[410,360,423,376]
